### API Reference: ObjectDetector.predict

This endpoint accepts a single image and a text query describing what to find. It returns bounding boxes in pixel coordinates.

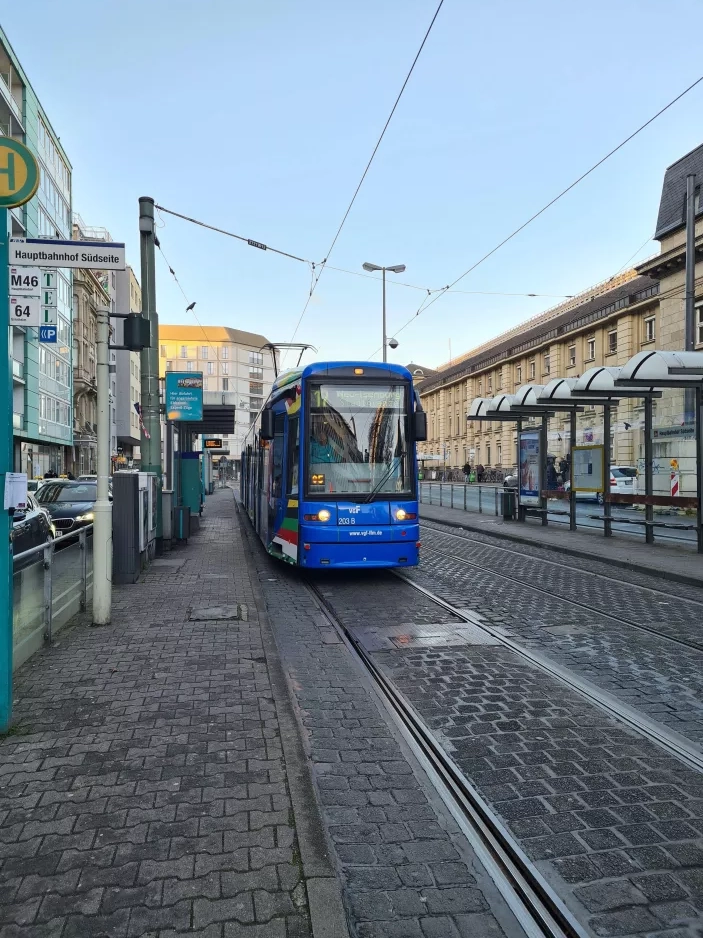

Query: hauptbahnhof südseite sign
[9,238,126,270]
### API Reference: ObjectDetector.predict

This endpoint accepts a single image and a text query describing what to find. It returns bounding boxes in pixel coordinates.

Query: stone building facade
[418,143,703,493]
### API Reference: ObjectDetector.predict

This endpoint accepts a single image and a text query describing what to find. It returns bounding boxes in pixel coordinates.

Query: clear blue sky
[4,0,702,369]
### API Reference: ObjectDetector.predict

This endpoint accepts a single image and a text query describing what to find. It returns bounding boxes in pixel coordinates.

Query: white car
[564,466,638,505]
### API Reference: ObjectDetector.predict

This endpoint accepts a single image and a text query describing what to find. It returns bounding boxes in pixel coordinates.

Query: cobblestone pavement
[0,489,319,938]
[240,505,521,938]
[317,570,703,937]
[419,517,703,604]
[410,526,703,744]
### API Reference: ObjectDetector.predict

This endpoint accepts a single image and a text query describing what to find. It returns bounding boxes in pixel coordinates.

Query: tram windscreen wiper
[362,451,406,503]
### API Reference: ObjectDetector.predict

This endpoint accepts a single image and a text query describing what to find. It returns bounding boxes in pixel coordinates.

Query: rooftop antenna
[259,343,318,378]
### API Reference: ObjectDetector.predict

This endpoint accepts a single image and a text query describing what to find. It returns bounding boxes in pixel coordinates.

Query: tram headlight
[395,508,407,521]
[317,509,331,522]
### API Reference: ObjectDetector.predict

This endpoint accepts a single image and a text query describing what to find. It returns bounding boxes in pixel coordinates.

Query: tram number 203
[339,517,356,525]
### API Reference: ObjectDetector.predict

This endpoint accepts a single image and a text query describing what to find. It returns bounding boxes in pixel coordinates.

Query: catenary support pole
[569,410,577,532]
[696,387,703,554]
[603,405,612,537]
[93,307,112,624]
[644,396,654,545]
[685,174,697,424]
[0,209,12,731]
[516,418,524,521]
[139,197,163,552]
[382,268,387,364]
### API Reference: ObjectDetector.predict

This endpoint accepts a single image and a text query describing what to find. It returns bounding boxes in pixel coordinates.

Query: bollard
[463,484,467,511]
[450,485,454,509]
[478,486,483,514]
[440,484,443,507]
[43,543,53,643]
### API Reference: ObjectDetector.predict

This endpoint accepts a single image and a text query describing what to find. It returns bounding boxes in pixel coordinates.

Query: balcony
[12,359,24,383]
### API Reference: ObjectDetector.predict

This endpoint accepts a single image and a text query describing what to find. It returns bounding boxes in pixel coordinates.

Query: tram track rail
[305,578,590,938]
[419,521,703,655]
[392,571,703,777]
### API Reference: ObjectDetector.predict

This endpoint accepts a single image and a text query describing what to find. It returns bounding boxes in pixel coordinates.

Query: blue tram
[240,361,427,569]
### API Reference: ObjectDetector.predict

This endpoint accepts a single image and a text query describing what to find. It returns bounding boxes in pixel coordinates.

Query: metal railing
[12,526,93,670]
[419,481,516,516]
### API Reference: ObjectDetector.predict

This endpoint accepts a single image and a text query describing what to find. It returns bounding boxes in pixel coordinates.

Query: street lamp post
[362,262,406,362]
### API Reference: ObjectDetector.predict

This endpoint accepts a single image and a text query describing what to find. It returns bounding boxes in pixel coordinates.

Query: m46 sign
[10,295,40,326]
[9,266,40,294]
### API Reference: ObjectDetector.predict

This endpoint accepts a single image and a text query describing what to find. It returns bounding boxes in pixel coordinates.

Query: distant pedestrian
[44,468,57,479]
[476,464,485,483]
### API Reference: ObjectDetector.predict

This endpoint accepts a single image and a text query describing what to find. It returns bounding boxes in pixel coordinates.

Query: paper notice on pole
[4,472,28,511]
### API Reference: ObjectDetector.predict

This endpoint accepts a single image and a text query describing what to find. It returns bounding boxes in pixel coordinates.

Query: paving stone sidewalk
[0,488,341,938]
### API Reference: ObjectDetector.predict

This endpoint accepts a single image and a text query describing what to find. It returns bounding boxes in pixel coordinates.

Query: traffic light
[123,313,151,351]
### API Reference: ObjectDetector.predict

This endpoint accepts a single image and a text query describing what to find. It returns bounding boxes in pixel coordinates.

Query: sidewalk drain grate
[189,604,245,621]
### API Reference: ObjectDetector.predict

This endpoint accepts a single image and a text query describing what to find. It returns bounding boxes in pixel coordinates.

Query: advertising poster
[165,372,204,421]
[519,430,541,507]
[572,444,604,493]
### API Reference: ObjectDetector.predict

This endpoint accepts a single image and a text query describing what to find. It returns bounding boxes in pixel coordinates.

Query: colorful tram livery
[241,362,427,569]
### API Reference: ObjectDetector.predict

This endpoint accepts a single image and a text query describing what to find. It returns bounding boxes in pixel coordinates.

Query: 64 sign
[10,294,40,326]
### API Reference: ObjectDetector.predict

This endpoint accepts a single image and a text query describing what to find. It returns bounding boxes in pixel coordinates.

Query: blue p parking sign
[39,325,57,343]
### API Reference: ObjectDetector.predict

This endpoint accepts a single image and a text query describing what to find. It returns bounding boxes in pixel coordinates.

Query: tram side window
[287,417,300,495]
[272,415,285,499]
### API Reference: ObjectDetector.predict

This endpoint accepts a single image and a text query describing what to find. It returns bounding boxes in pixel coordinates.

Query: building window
[221,347,229,359]
[487,377,492,393]
[697,303,703,346]
[486,443,491,466]
[250,397,263,410]
[608,330,617,354]
[201,346,208,359]
[250,367,263,380]
[222,363,229,375]
[250,381,263,394]
[497,442,502,465]
[543,352,550,375]
[568,345,576,367]
[516,365,522,384]
[207,361,214,375]
[186,361,193,372]
[645,317,655,343]
[203,378,209,391]
[166,361,172,371]
[586,337,595,360]
[529,360,536,380]
[249,351,263,365]
[180,346,187,358]
[222,378,229,391]
[478,379,482,395]
[496,372,502,390]
[160,344,166,357]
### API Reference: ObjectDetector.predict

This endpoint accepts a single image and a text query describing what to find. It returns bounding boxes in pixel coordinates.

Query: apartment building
[158,325,278,467]
[2,27,74,478]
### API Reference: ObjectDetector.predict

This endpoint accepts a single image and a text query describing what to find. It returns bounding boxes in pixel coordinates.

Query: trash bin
[502,489,515,520]
[173,505,191,542]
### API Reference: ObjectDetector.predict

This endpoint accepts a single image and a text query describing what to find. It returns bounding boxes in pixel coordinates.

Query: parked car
[35,480,104,536]
[77,474,97,482]
[11,494,55,566]
[27,479,42,493]
[564,466,638,505]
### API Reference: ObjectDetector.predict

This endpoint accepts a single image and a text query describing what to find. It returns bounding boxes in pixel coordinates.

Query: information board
[165,372,203,421]
[518,430,541,507]
[571,444,604,493]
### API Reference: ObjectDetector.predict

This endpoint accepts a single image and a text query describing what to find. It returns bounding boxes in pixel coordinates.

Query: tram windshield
[307,383,411,497]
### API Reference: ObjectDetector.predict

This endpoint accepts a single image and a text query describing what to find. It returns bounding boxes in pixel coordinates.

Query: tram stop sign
[0,139,39,209]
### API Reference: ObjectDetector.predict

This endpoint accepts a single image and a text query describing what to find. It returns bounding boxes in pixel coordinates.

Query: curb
[231,493,351,938]
[420,507,703,590]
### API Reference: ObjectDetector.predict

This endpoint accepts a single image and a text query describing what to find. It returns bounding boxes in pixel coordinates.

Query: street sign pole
[1,208,12,732]
[0,139,39,733]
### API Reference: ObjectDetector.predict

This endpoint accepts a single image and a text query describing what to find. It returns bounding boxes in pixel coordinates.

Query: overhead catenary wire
[287,0,446,350]
[388,72,703,346]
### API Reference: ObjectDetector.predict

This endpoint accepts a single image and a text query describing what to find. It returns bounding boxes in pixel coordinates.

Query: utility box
[113,471,158,583]
[173,505,191,542]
